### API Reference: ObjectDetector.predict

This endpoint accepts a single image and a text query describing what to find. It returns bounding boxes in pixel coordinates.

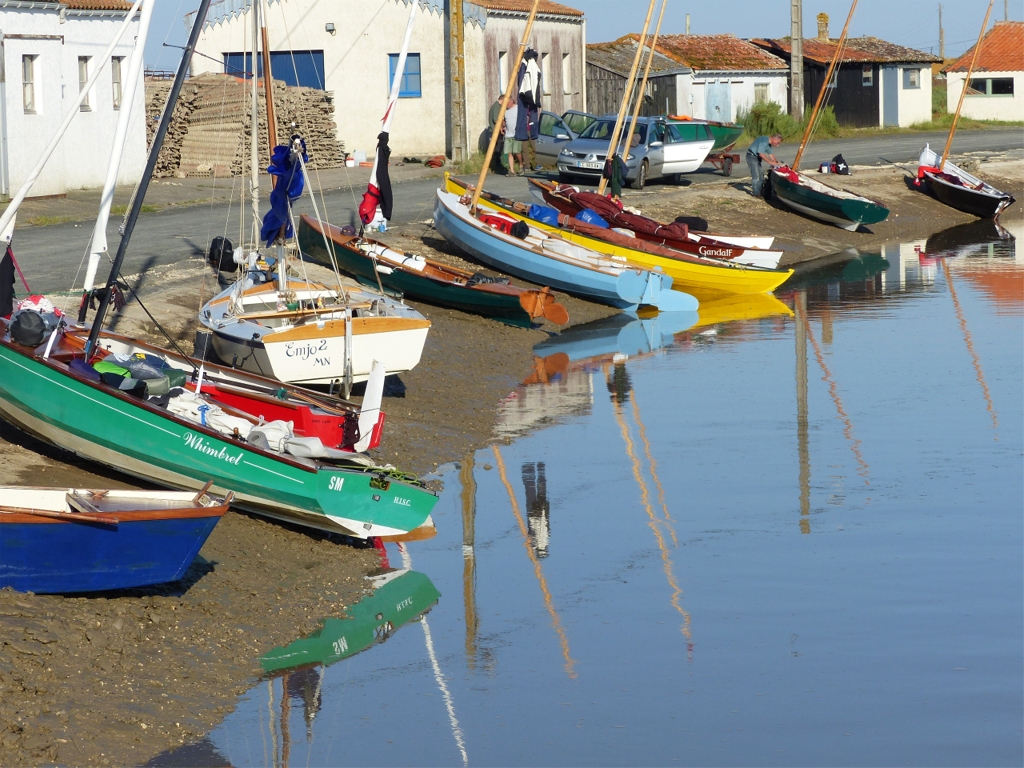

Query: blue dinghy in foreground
[0,485,231,594]
[433,189,697,313]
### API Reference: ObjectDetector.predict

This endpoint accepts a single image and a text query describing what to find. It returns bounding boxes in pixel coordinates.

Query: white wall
[195,0,450,158]
[676,71,787,121]
[946,71,1024,122]
[0,6,145,198]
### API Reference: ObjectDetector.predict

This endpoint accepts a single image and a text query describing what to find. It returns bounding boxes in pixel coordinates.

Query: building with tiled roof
[194,0,586,159]
[586,37,690,117]
[942,21,1024,122]
[587,33,789,122]
[0,0,147,197]
[754,16,940,127]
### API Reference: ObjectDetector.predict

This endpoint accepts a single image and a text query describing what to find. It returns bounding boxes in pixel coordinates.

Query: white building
[0,0,147,199]
[192,0,586,160]
[654,34,789,123]
[944,21,1024,122]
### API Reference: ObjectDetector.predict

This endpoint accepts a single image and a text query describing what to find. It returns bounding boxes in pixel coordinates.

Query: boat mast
[469,0,542,214]
[596,0,657,196]
[260,0,278,155]
[791,0,858,172]
[79,0,154,324]
[85,0,215,358]
[624,0,668,151]
[939,0,994,170]
[249,0,260,243]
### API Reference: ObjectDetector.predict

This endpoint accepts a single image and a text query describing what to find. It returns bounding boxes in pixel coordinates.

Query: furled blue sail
[261,138,307,245]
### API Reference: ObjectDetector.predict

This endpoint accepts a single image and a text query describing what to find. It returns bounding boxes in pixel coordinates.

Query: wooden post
[792,0,859,171]
[938,4,944,60]
[790,0,804,119]
[449,0,468,164]
[596,0,658,195]
[625,0,668,148]
[469,0,541,214]
[940,0,994,170]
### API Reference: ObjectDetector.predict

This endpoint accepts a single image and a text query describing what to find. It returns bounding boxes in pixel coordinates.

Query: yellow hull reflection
[692,293,794,328]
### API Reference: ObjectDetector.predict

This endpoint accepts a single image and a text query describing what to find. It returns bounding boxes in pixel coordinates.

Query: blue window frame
[223,50,325,90]
[388,53,421,98]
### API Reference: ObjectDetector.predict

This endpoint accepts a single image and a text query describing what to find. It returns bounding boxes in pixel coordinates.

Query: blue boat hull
[433,190,696,312]
[0,515,221,593]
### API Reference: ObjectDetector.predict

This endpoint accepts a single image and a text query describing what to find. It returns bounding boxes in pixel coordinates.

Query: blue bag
[576,209,609,228]
[527,204,561,226]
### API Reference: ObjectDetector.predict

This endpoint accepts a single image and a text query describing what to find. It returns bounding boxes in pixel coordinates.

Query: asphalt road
[14,128,1023,295]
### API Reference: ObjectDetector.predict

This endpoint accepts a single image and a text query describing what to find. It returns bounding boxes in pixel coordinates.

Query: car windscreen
[579,120,647,145]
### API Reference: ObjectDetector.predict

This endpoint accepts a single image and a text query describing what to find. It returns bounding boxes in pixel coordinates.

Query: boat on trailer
[0,484,230,594]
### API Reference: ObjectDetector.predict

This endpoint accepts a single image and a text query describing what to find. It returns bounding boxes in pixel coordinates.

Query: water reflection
[181,232,1021,766]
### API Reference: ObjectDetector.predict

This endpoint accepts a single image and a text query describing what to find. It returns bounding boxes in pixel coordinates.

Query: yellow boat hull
[445,174,793,301]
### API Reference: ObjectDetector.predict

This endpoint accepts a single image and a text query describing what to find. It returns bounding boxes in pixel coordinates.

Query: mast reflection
[460,454,479,671]
[795,291,811,534]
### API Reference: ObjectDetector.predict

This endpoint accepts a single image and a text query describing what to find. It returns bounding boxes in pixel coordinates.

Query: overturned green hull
[771,169,889,231]
[261,569,440,673]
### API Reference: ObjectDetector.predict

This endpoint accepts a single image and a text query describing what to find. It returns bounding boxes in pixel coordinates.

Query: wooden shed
[586,36,690,117]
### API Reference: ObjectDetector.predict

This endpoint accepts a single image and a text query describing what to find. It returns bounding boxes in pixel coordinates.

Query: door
[704,81,732,123]
[536,112,574,167]
[645,121,666,177]
[882,66,899,127]
[663,123,715,175]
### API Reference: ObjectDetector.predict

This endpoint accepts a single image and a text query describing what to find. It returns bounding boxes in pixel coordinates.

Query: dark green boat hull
[297,219,535,327]
[772,171,889,231]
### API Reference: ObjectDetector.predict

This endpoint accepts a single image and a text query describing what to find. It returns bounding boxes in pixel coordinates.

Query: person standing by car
[747,133,782,197]
[504,96,522,176]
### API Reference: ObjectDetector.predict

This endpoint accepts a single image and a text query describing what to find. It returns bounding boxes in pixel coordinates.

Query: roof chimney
[817,12,829,41]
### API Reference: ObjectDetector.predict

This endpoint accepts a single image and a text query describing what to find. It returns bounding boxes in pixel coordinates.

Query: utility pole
[790,0,804,119]
[448,0,468,163]
[938,4,944,60]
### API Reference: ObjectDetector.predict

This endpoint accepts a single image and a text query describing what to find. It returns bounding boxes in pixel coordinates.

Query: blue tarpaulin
[261,140,307,246]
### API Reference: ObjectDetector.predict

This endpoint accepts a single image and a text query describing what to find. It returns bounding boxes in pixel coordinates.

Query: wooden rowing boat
[0,485,230,593]
[296,214,569,327]
[917,144,1015,220]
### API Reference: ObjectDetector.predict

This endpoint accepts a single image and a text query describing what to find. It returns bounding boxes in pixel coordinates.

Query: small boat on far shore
[0,485,231,594]
[917,144,1015,220]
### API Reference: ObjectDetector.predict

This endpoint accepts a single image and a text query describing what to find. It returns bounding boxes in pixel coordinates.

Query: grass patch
[453,152,487,175]
[27,215,77,226]
[111,203,160,215]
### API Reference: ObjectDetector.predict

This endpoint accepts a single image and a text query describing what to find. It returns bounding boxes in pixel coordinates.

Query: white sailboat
[197,0,429,390]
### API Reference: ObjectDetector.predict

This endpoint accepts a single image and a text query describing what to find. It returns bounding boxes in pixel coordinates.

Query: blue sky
[146,0,1020,72]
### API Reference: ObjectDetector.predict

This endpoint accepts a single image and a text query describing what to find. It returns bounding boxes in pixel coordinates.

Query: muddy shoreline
[1,151,1020,765]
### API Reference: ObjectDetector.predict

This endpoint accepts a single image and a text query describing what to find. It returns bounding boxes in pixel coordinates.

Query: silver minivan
[556,116,715,189]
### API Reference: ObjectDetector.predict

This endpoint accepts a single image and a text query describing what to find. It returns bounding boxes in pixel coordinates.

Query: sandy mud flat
[1,151,1019,764]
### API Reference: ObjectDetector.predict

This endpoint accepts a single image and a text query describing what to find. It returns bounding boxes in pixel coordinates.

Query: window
[903,68,920,89]
[540,52,551,95]
[498,51,508,92]
[826,67,838,89]
[968,77,1014,96]
[22,55,36,114]
[540,113,570,137]
[387,53,421,98]
[668,122,711,142]
[223,50,326,89]
[78,56,91,110]
[561,53,572,94]
[111,56,123,109]
[754,83,769,103]
[862,64,873,86]
[564,111,595,134]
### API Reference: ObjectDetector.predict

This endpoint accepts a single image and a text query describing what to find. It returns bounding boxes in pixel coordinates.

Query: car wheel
[629,160,648,191]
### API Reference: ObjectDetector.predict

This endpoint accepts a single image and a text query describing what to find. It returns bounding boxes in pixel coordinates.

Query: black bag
[9,310,47,347]
[832,153,850,175]
[208,236,235,272]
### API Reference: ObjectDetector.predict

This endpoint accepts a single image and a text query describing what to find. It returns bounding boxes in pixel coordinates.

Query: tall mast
[597,0,657,196]
[792,0,858,171]
[249,0,260,240]
[260,0,278,154]
[79,0,154,324]
[940,0,994,169]
[469,0,542,214]
[85,0,215,357]
[625,0,668,148]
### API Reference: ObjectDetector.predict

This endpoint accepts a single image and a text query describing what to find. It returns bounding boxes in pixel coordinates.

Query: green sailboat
[261,569,440,673]
[0,0,438,540]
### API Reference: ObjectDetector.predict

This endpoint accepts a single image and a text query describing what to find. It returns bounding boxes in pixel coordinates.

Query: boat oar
[4,508,117,525]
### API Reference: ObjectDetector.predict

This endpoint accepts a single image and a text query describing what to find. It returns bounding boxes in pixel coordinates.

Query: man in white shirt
[503,97,522,176]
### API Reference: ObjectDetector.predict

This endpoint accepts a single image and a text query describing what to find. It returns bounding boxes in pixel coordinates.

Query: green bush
[737,101,801,141]
[805,103,839,139]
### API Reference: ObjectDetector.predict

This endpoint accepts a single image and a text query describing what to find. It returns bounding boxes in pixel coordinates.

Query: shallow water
[187,226,1022,766]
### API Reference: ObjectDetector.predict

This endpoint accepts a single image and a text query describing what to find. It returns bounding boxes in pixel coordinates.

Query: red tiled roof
[588,35,689,76]
[469,0,583,17]
[651,33,788,71]
[944,21,1024,73]
[753,36,939,65]
[63,0,134,9]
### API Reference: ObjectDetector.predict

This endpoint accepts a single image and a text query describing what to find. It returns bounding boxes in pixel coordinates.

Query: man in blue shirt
[747,133,783,197]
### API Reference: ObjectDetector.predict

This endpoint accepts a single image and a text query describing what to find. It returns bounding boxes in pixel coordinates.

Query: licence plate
[578,162,602,169]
